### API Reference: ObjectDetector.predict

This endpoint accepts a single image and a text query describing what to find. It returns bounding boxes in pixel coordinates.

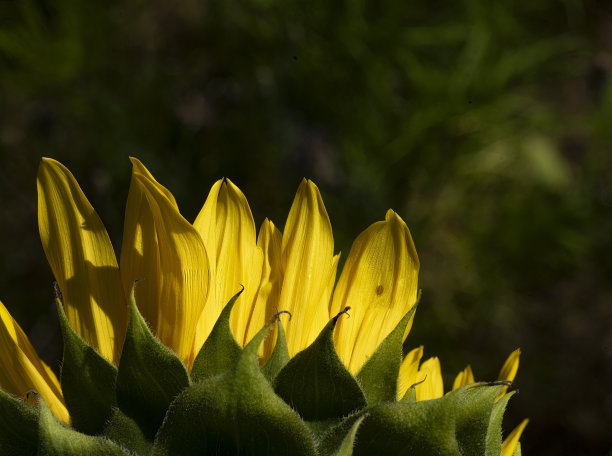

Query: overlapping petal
[0,299,69,423]
[452,365,475,390]
[120,158,210,365]
[330,209,420,373]
[414,356,444,401]
[277,179,336,357]
[37,158,127,364]
[397,346,423,400]
[192,179,263,352]
[251,219,283,358]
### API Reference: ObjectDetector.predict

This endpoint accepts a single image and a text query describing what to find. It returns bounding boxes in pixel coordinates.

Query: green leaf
[352,384,506,456]
[261,316,290,382]
[116,291,190,440]
[56,299,117,435]
[485,390,515,456]
[356,306,417,404]
[400,386,417,403]
[190,288,243,382]
[317,413,366,456]
[273,310,366,422]
[38,398,129,456]
[0,388,38,455]
[104,407,153,456]
[152,324,317,456]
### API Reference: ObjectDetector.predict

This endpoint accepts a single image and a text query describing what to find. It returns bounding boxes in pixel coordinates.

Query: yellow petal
[330,209,419,373]
[249,219,283,359]
[397,346,423,400]
[501,419,529,456]
[37,157,127,364]
[498,348,521,397]
[0,299,69,423]
[191,178,264,351]
[452,364,475,390]
[120,157,210,365]
[277,179,336,357]
[414,356,444,401]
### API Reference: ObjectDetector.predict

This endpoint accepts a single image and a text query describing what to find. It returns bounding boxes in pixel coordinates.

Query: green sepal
[356,305,417,404]
[37,398,129,455]
[152,323,317,456]
[116,290,190,439]
[0,388,38,455]
[190,288,243,382]
[317,412,366,456]
[261,317,290,382]
[104,407,153,456]
[485,390,515,456]
[352,384,506,456]
[273,310,366,421]
[56,299,117,435]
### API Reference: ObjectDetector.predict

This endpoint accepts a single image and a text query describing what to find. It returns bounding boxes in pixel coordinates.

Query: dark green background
[0,0,611,454]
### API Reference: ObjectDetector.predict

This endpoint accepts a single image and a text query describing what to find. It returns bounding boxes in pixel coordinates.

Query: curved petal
[0,299,69,423]
[330,209,419,373]
[191,179,264,352]
[397,346,423,400]
[277,179,335,357]
[120,158,210,365]
[501,419,529,456]
[248,219,283,359]
[414,356,444,401]
[452,365,475,390]
[37,158,127,364]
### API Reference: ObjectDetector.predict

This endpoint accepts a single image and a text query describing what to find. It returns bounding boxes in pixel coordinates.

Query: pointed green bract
[401,387,417,402]
[454,384,507,455]
[261,317,290,382]
[357,306,417,404]
[513,442,522,456]
[274,310,366,422]
[190,289,243,382]
[0,389,38,456]
[116,291,190,439]
[152,324,317,456]
[38,398,129,455]
[104,407,153,456]
[485,391,516,456]
[351,384,506,456]
[317,413,366,456]
[57,299,118,435]
[274,312,365,421]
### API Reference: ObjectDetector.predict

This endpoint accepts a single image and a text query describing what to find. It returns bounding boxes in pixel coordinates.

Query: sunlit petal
[277,179,335,357]
[452,365,475,390]
[414,356,444,401]
[37,158,127,364]
[397,346,423,400]
[120,157,210,365]
[330,209,419,373]
[501,418,529,456]
[192,179,263,352]
[0,299,69,423]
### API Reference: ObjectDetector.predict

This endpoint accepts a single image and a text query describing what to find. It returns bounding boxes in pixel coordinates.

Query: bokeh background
[0,0,611,454]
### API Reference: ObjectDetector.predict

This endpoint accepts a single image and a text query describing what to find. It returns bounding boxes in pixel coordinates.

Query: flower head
[0,157,527,455]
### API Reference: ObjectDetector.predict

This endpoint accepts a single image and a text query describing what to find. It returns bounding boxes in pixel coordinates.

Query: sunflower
[0,157,527,455]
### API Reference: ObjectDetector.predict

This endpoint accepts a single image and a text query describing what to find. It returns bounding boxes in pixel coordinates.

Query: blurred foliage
[0,0,611,454]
